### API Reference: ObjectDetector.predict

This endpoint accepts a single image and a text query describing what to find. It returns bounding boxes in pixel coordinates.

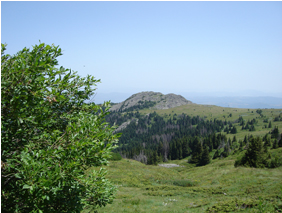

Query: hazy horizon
[92,90,282,109]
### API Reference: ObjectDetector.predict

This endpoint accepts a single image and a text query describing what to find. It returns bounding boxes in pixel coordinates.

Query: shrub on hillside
[1,43,119,212]
[109,152,122,161]
[172,179,194,187]
[234,137,267,168]
[235,136,282,168]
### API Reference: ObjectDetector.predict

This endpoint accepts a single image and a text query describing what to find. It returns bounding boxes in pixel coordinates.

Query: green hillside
[84,148,282,213]
[106,101,282,164]
[89,103,282,213]
[140,104,282,141]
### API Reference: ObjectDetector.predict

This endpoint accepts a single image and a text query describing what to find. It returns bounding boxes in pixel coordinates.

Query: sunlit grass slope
[82,104,282,212]
[85,148,282,213]
[141,104,282,141]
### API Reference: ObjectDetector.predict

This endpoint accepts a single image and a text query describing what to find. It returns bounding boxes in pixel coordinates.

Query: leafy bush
[268,155,282,168]
[172,179,194,187]
[1,43,120,212]
[206,198,259,212]
[109,152,122,161]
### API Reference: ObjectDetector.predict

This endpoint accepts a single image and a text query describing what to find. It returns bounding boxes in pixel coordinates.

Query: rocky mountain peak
[109,91,192,112]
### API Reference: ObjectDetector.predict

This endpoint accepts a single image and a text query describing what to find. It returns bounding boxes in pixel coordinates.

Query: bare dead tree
[133,150,147,164]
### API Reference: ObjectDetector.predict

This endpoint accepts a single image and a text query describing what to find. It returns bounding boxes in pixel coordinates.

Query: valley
[87,91,282,212]
[86,150,282,213]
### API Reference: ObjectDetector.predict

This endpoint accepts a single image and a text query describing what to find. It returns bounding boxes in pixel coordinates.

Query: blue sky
[2,1,282,101]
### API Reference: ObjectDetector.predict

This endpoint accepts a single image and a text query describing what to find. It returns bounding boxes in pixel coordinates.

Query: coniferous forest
[106,107,282,168]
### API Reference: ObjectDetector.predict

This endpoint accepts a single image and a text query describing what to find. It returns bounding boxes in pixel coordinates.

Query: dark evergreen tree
[178,146,183,160]
[190,137,203,164]
[182,140,190,159]
[213,149,220,159]
[152,151,158,165]
[171,141,178,160]
[278,134,282,147]
[222,140,231,158]
[263,140,268,153]
[199,146,211,166]
[157,142,163,156]
[264,134,272,147]
[271,126,279,139]
[243,136,248,146]
[235,137,267,168]
[239,140,243,150]
[147,153,152,165]
[249,125,256,131]
[272,139,278,149]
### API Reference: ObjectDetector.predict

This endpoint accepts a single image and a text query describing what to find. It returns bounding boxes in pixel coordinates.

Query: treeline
[238,116,258,131]
[106,111,244,166]
[105,109,282,167]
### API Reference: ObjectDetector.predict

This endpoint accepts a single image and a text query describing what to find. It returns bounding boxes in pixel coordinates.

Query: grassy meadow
[84,104,282,212]
[141,104,282,141]
[86,149,282,213]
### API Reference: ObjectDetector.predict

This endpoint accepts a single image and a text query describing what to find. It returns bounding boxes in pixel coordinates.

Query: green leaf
[2,42,118,212]
[23,184,31,189]
[19,118,23,124]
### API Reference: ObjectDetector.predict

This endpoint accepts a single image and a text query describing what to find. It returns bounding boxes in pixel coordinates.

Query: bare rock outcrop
[110,91,192,112]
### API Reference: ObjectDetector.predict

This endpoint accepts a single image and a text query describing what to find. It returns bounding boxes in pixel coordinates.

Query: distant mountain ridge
[94,92,282,109]
[109,91,193,112]
[188,96,282,109]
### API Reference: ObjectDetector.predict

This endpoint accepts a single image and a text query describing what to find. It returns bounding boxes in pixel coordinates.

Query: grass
[84,104,282,212]
[84,148,282,213]
[140,104,282,141]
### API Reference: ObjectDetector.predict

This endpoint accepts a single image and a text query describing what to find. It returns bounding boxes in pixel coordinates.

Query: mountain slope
[83,148,282,213]
[109,91,193,112]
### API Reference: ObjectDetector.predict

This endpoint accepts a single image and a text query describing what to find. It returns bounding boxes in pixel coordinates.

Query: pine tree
[249,125,256,131]
[171,141,177,160]
[213,149,220,159]
[152,151,158,165]
[271,126,279,139]
[222,140,231,157]
[176,141,182,160]
[199,146,211,166]
[178,143,183,160]
[157,142,163,156]
[147,152,152,165]
[231,126,237,134]
[235,137,267,168]
[190,137,203,164]
[278,134,282,147]
[263,140,268,153]
[239,140,243,150]
[272,139,278,149]
[182,140,190,159]
[264,134,272,147]
[243,136,247,146]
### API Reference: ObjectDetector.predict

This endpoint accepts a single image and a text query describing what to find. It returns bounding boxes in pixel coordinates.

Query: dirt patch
[158,164,180,168]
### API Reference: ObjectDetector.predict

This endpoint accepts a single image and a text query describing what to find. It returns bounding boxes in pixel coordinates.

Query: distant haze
[93,91,282,109]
